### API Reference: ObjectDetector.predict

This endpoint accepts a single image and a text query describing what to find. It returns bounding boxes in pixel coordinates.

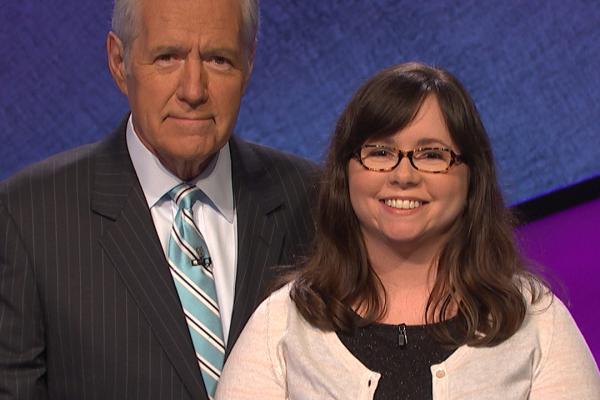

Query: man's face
[109,0,252,179]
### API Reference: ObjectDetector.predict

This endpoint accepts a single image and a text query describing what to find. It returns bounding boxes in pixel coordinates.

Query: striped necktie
[167,183,225,398]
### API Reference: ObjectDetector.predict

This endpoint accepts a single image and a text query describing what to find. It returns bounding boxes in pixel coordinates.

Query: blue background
[1,0,599,205]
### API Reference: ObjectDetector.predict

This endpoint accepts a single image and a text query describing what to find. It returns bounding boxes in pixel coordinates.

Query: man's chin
[156,146,222,180]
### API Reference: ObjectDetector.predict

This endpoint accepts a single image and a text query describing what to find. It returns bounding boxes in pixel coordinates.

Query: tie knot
[168,183,202,210]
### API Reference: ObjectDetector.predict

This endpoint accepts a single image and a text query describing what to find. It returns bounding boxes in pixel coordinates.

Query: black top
[337,319,459,400]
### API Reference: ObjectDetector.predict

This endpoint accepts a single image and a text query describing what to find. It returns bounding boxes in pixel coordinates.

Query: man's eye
[212,56,228,64]
[207,56,233,70]
[155,54,177,65]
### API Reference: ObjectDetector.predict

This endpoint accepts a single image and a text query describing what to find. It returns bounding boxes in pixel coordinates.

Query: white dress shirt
[126,116,237,343]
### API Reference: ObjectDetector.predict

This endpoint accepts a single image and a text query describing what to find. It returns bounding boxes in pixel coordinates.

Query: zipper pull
[398,323,408,347]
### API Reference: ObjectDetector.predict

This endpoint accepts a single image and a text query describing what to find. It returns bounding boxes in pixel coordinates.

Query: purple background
[518,196,600,362]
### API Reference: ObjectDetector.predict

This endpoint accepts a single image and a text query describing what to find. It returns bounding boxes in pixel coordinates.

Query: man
[0,0,318,398]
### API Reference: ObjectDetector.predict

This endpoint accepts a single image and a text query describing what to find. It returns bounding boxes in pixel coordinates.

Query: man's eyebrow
[148,45,241,60]
[149,45,188,55]
[202,47,240,58]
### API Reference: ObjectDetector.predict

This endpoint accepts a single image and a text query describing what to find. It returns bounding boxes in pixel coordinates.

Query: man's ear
[107,31,128,96]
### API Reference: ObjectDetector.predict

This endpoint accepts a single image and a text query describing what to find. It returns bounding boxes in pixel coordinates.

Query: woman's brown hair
[290,62,547,346]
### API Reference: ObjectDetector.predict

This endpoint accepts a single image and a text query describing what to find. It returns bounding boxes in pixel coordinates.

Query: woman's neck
[376,264,435,325]
[364,238,442,325]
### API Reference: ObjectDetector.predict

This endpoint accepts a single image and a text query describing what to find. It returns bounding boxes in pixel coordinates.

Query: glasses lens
[412,148,451,172]
[361,146,397,170]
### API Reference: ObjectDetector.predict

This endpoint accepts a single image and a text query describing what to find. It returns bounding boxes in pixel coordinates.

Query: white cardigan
[216,284,600,399]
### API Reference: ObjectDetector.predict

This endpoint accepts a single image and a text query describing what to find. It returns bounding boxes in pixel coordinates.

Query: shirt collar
[126,116,234,223]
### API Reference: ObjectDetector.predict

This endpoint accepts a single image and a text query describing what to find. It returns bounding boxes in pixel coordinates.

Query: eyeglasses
[354,144,464,173]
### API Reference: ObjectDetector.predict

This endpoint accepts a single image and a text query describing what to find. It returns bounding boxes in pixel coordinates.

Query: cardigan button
[435,370,446,379]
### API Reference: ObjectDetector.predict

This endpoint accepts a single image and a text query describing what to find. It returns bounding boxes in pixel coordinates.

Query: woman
[215,62,600,399]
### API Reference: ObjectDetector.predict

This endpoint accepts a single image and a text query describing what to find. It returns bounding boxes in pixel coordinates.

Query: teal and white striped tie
[167,183,225,398]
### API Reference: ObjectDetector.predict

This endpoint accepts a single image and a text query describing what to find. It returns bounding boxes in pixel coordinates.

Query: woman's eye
[366,148,394,158]
[373,150,390,157]
[418,150,446,160]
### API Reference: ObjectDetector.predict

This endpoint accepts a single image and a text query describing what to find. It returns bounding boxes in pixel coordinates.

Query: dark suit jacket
[0,120,319,399]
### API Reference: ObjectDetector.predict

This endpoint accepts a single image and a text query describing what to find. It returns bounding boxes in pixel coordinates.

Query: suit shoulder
[0,141,103,218]
[1,118,128,198]
[2,142,97,192]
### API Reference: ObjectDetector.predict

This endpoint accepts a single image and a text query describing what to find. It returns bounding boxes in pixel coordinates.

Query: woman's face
[347,95,469,256]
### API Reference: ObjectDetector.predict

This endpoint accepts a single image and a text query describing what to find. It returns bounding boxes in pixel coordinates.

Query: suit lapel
[91,123,207,399]
[226,137,286,353]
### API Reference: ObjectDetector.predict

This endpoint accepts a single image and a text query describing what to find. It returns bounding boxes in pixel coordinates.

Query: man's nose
[176,57,208,107]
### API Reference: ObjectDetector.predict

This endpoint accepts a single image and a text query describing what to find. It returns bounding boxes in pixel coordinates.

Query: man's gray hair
[111,0,259,55]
